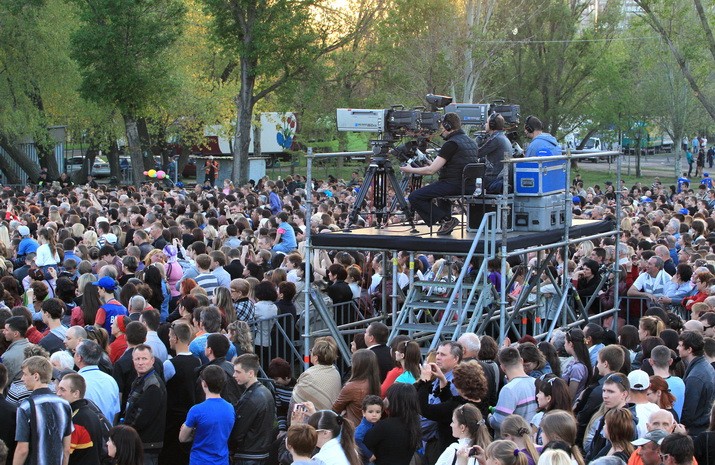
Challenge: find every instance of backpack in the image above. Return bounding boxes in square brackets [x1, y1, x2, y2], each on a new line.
[84, 399, 114, 464]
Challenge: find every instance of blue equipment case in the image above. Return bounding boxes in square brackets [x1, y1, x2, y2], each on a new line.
[514, 159, 567, 196]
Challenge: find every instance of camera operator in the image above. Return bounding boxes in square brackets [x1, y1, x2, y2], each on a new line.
[399, 112, 478, 235]
[523, 115, 561, 157]
[478, 113, 512, 194]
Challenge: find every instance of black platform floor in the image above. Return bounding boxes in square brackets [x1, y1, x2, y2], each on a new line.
[311, 217, 614, 254]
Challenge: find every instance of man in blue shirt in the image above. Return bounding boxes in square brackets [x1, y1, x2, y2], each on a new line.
[524, 115, 562, 158]
[180, 365, 235, 465]
[75, 340, 121, 423]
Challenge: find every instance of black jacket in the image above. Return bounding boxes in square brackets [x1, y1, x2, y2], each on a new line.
[370, 344, 394, 383]
[230, 381, 277, 460]
[682, 355, 715, 435]
[194, 357, 243, 405]
[124, 370, 167, 451]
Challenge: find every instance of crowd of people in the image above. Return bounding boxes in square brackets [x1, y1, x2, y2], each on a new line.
[0, 138, 714, 465]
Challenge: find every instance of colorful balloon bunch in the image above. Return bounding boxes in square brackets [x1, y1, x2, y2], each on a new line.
[143, 169, 167, 179]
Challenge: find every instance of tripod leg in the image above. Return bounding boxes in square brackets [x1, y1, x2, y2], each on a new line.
[344, 165, 377, 231]
[385, 165, 418, 233]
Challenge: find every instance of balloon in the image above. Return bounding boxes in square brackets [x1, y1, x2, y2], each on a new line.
[148, 169, 157, 178]
[143, 171, 148, 176]
[157, 171, 165, 179]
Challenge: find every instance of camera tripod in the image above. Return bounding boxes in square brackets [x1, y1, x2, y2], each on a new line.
[344, 142, 418, 232]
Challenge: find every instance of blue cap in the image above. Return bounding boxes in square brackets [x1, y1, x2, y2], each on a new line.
[705, 173, 710, 177]
[92, 276, 118, 292]
[640, 196, 653, 203]
[572, 196, 581, 204]
[680, 208, 689, 215]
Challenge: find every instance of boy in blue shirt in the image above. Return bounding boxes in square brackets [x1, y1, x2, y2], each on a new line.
[180, 365, 236, 465]
[355, 395, 383, 465]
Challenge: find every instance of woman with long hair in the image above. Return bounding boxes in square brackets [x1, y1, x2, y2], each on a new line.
[531, 375, 573, 445]
[562, 328, 592, 401]
[227, 320, 254, 356]
[107, 425, 143, 465]
[213, 287, 234, 324]
[143, 265, 169, 322]
[75, 283, 101, 327]
[307, 409, 361, 465]
[435, 403, 491, 465]
[35, 227, 60, 272]
[380, 335, 410, 397]
[364, 383, 422, 465]
[393, 340, 422, 384]
[333, 348, 381, 426]
[501, 415, 540, 465]
[537, 341, 562, 378]
[597, 408, 635, 462]
[539, 410, 585, 465]
[646, 375, 678, 420]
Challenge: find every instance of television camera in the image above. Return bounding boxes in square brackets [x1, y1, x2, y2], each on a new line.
[336, 94, 520, 231]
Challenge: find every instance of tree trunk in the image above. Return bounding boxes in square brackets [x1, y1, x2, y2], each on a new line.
[0, 135, 40, 183]
[0, 152, 21, 185]
[70, 146, 98, 185]
[108, 141, 121, 181]
[233, 56, 257, 185]
[36, 142, 60, 181]
[253, 113, 262, 159]
[635, 136, 642, 177]
[124, 114, 145, 189]
[177, 145, 191, 179]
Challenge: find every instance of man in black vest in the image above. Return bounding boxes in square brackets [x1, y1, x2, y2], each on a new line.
[161, 322, 201, 465]
[400, 112, 479, 236]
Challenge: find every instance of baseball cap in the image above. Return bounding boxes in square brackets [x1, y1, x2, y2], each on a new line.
[679, 208, 690, 215]
[17, 225, 30, 237]
[92, 276, 118, 292]
[640, 196, 653, 203]
[96, 216, 109, 224]
[104, 233, 118, 244]
[627, 369, 650, 391]
[631, 429, 668, 446]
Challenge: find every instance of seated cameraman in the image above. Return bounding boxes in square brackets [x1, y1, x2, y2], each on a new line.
[399, 112, 478, 236]
[524, 115, 561, 157]
[478, 112, 512, 194]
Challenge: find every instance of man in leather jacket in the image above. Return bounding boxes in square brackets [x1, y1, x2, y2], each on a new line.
[123, 344, 167, 465]
[230, 354, 276, 465]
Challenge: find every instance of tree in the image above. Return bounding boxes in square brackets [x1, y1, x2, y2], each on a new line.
[70, 0, 186, 187]
[0, 0, 82, 183]
[505, 0, 624, 135]
[201, 0, 376, 184]
[635, 0, 715, 122]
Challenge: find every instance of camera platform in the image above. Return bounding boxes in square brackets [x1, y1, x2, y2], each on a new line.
[317, 216, 613, 255]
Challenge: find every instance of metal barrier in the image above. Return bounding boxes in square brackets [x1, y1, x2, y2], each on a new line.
[247, 313, 304, 376]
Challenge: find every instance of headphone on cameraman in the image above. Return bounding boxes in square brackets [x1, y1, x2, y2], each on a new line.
[525, 115, 535, 134]
[442, 118, 453, 132]
[488, 112, 498, 130]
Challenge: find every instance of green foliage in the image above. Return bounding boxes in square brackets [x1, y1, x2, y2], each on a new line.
[70, 0, 187, 115]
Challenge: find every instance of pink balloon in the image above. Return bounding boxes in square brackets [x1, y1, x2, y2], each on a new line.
[143, 171, 148, 176]
[157, 172, 165, 179]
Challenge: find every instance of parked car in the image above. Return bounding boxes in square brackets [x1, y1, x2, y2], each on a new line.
[65, 156, 111, 177]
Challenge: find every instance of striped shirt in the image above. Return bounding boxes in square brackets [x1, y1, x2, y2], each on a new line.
[195, 273, 219, 297]
[489, 376, 537, 434]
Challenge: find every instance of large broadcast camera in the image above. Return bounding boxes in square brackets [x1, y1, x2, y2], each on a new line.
[336, 94, 520, 231]
[336, 94, 520, 163]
